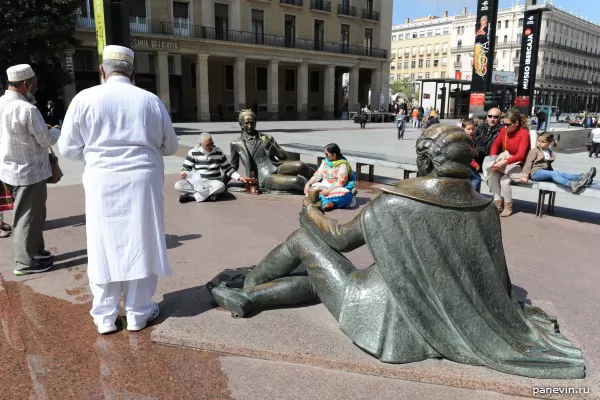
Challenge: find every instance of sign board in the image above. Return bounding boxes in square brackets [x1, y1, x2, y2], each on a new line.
[379, 93, 385, 112]
[423, 93, 431, 99]
[132, 38, 180, 51]
[93, 0, 107, 61]
[470, 92, 485, 107]
[460, 71, 515, 84]
[455, 71, 462, 80]
[65, 53, 75, 81]
[470, 0, 499, 93]
[516, 9, 542, 115]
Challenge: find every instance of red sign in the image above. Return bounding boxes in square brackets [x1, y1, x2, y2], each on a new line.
[423, 93, 430, 99]
[469, 92, 485, 107]
[515, 96, 530, 107]
[455, 71, 462, 80]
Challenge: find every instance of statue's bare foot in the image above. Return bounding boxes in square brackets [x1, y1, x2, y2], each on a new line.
[206, 283, 251, 317]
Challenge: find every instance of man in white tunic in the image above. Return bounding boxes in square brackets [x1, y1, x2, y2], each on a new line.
[58, 46, 179, 334]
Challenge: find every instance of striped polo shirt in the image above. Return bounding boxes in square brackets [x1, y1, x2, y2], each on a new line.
[181, 146, 239, 180]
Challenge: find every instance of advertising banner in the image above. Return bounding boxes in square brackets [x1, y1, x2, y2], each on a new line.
[516, 9, 543, 115]
[469, 0, 499, 113]
[93, 0, 108, 62]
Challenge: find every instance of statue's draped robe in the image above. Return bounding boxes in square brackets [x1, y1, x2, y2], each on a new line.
[336, 178, 584, 379]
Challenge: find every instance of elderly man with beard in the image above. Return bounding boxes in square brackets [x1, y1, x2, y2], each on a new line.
[0, 65, 60, 275]
[59, 46, 179, 334]
[472, 107, 503, 168]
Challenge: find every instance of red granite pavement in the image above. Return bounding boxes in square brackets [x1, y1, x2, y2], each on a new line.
[0, 174, 598, 399]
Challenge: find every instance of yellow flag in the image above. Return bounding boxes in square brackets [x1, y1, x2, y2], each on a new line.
[93, 0, 107, 62]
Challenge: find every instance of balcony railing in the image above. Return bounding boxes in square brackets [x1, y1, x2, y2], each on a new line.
[280, 0, 303, 6]
[76, 15, 95, 29]
[74, 18, 387, 59]
[361, 9, 379, 21]
[201, 26, 387, 58]
[310, 0, 331, 12]
[337, 4, 358, 17]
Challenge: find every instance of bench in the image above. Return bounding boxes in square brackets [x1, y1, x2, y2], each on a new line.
[280, 143, 419, 182]
[523, 181, 600, 217]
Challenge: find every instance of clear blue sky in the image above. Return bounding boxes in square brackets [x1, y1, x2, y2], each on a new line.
[392, 0, 598, 25]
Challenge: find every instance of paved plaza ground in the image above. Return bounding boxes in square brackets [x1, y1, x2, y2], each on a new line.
[1, 120, 599, 399]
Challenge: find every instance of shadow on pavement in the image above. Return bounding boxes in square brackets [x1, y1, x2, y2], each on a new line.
[165, 233, 202, 249]
[513, 198, 600, 225]
[156, 266, 254, 322]
[511, 284, 532, 305]
[44, 214, 86, 231]
[52, 249, 88, 271]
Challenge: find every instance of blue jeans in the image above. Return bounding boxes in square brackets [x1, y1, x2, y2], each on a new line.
[469, 167, 481, 192]
[531, 169, 580, 188]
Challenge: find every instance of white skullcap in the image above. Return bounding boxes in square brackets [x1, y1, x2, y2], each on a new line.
[103, 45, 135, 64]
[6, 64, 35, 82]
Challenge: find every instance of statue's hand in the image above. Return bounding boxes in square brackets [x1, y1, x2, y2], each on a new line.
[299, 203, 323, 228]
[260, 135, 272, 147]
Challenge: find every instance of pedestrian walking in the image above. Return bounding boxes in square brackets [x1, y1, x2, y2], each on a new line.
[58, 46, 179, 334]
[590, 121, 600, 158]
[0, 64, 60, 274]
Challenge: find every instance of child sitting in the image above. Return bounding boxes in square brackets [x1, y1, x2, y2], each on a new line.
[462, 119, 482, 191]
[521, 133, 596, 193]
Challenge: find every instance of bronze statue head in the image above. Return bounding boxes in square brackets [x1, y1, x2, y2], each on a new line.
[238, 109, 257, 134]
[415, 125, 473, 179]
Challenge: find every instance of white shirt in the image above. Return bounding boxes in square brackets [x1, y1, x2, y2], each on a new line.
[0, 91, 60, 186]
[591, 128, 600, 143]
[58, 76, 179, 284]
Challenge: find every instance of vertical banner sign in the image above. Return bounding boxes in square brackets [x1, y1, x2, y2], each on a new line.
[469, 0, 499, 112]
[516, 9, 542, 115]
[93, 0, 108, 62]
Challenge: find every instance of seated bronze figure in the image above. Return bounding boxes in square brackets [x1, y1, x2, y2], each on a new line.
[209, 125, 585, 379]
[229, 110, 311, 192]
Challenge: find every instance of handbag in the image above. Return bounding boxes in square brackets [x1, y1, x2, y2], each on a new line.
[482, 133, 512, 179]
[47, 148, 63, 184]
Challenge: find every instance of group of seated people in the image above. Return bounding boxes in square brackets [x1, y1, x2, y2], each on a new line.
[174, 133, 356, 212]
[461, 111, 596, 217]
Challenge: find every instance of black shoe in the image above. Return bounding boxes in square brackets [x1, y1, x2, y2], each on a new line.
[34, 250, 54, 260]
[179, 193, 195, 204]
[14, 259, 54, 276]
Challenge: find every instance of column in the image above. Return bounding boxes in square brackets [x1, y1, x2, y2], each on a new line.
[381, 62, 390, 108]
[267, 60, 279, 120]
[297, 62, 309, 120]
[201, 1, 214, 28]
[196, 54, 210, 122]
[156, 52, 171, 114]
[234, 57, 246, 112]
[370, 68, 381, 112]
[230, 0, 241, 31]
[349, 66, 360, 112]
[324, 65, 335, 120]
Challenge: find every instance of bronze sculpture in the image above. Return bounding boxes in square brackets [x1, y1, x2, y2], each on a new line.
[208, 125, 585, 379]
[229, 110, 312, 193]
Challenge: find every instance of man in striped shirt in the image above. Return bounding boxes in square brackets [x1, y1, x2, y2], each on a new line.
[175, 132, 249, 203]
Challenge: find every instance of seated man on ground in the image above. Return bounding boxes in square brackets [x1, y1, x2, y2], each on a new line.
[521, 132, 595, 192]
[176, 132, 250, 203]
[209, 124, 585, 379]
[303, 143, 356, 212]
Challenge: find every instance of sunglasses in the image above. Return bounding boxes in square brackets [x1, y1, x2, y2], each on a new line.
[487, 115, 501, 119]
[324, 153, 332, 157]
[504, 122, 516, 127]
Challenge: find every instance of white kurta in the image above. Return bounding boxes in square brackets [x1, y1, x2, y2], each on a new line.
[58, 76, 179, 284]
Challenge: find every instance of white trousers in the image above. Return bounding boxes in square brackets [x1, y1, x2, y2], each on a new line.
[89, 274, 158, 330]
[174, 179, 226, 202]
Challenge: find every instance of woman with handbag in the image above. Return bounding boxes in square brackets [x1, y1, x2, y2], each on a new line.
[487, 111, 531, 217]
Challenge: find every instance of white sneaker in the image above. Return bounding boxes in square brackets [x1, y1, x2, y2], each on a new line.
[127, 303, 160, 332]
[94, 321, 117, 334]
